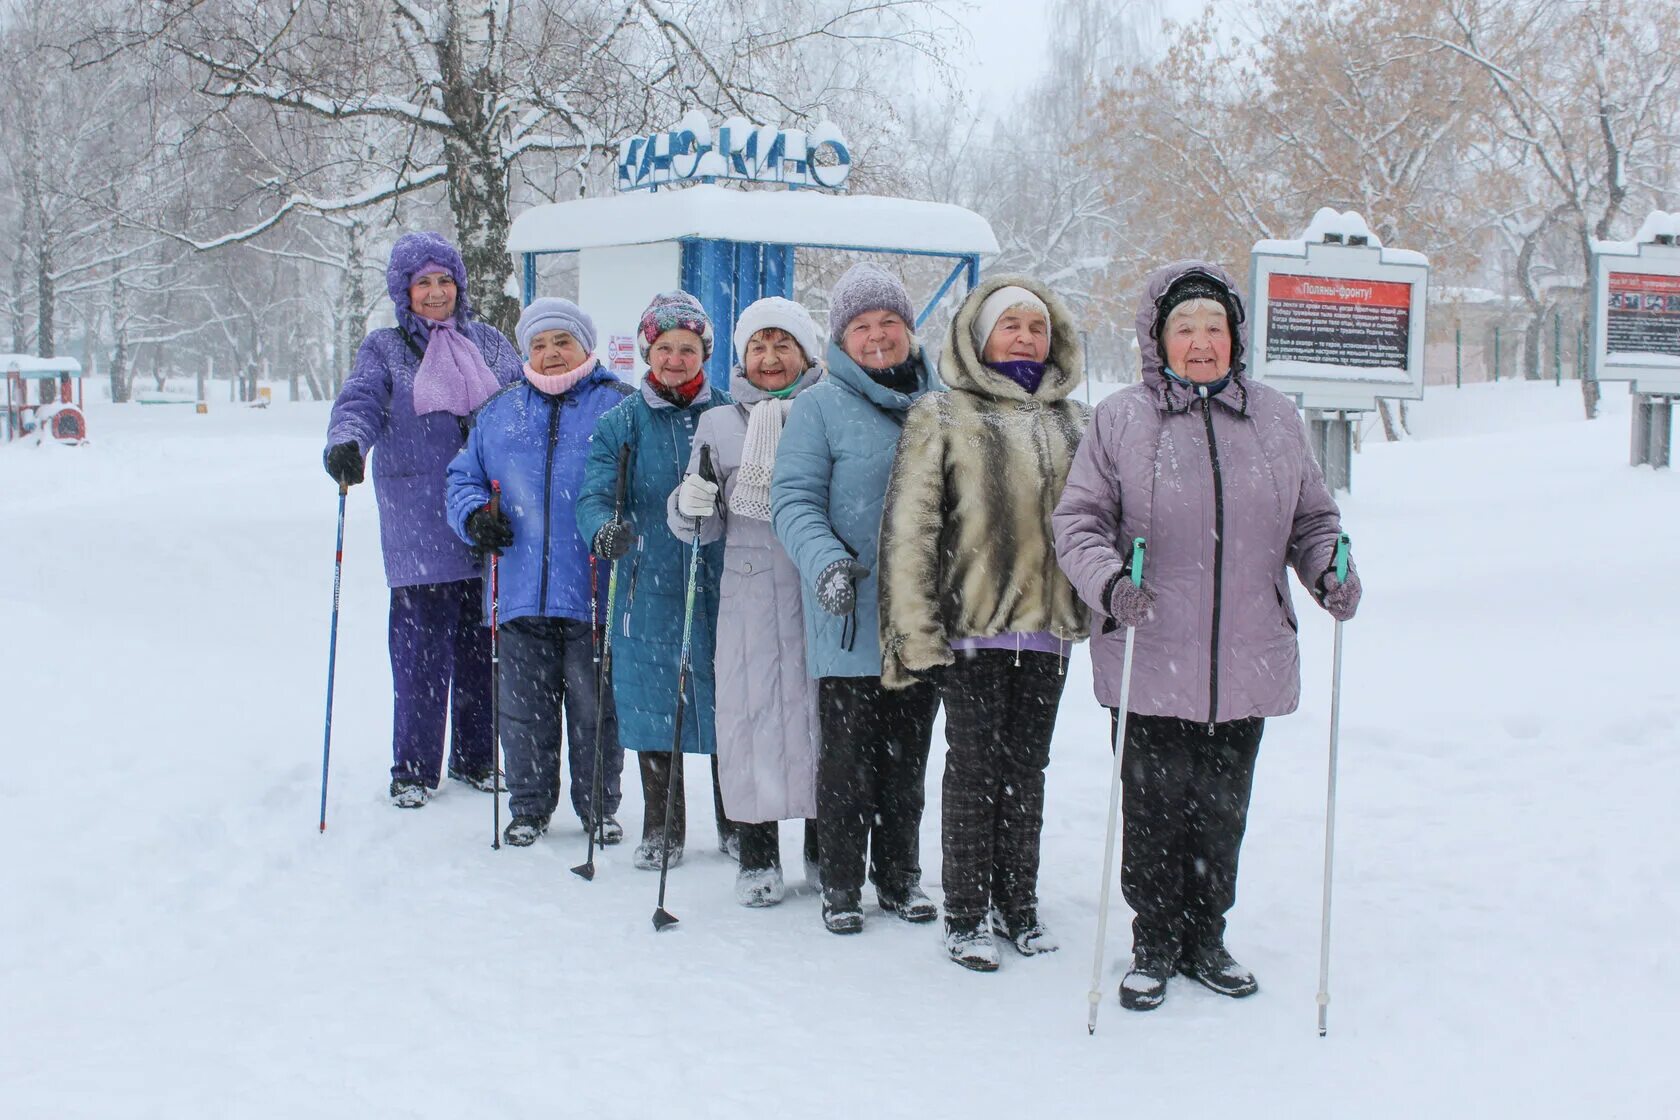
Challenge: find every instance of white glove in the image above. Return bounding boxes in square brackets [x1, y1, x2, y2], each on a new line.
[677, 472, 719, 519]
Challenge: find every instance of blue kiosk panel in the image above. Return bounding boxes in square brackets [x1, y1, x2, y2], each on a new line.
[680, 239, 796, 384]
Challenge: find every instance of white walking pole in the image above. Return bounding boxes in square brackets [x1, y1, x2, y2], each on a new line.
[1088, 538, 1145, 1036]
[1316, 532, 1351, 1037]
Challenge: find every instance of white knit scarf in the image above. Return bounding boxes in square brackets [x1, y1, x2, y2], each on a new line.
[727, 398, 792, 521]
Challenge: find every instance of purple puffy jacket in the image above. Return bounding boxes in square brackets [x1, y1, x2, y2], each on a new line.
[1052, 260, 1346, 722]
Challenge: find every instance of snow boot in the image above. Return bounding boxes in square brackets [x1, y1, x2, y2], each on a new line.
[447, 765, 498, 793]
[991, 909, 1059, 956]
[580, 813, 624, 846]
[389, 778, 429, 808]
[878, 881, 938, 923]
[718, 826, 741, 862]
[503, 815, 549, 847]
[943, 916, 1001, 972]
[633, 839, 684, 871]
[822, 888, 864, 934]
[735, 865, 786, 908]
[1120, 946, 1176, 1011]
[1178, 942, 1259, 998]
[803, 854, 822, 891]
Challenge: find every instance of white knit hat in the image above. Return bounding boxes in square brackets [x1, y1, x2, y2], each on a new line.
[970, 285, 1051, 354]
[733, 297, 823, 369]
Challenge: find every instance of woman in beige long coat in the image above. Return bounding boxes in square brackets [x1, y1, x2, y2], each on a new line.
[670, 298, 824, 906]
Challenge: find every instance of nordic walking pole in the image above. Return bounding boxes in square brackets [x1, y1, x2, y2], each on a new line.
[1087, 538, 1145, 1034]
[318, 482, 349, 833]
[573, 443, 632, 880]
[1317, 532, 1352, 1036]
[490, 481, 503, 851]
[652, 444, 715, 931]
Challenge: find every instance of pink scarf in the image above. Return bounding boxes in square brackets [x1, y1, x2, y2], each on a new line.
[412, 318, 501, 417]
[525, 357, 596, 396]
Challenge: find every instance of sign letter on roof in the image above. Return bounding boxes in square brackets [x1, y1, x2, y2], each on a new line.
[617, 113, 851, 193]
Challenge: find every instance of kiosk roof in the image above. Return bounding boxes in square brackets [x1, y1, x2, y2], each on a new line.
[509, 184, 999, 256]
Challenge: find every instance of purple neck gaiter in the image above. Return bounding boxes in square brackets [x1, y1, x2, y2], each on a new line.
[987, 360, 1047, 395]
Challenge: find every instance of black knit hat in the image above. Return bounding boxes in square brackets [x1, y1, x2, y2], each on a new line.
[1152, 270, 1245, 376]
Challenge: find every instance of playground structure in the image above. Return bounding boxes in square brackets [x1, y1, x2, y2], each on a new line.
[3, 355, 88, 445]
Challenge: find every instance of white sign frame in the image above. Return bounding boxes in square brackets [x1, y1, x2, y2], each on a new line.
[1589, 238, 1680, 395]
[1248, 241, 1430, 411]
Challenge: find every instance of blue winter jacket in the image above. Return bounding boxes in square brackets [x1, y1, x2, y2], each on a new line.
[445, 365, 633, 626]
[771, 341, 941, 678]
[577, 380, 730, 754]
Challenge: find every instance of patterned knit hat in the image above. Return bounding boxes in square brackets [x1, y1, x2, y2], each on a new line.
[637, 290, 713, 361]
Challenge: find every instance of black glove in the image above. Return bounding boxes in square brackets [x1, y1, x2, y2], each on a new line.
[815, 559, 869, 616]
[466, 506, 514, 552]
[324, 441, 363, 487]
[593, 518, 633, 560]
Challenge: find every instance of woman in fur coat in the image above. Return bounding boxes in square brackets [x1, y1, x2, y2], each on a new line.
[878, 275, 1091, 971]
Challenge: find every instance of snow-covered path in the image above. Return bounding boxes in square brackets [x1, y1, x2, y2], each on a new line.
[2, 384, 1673, 1117]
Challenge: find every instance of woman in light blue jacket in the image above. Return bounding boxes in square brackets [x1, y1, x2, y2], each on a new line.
[770, 263, 942, 935]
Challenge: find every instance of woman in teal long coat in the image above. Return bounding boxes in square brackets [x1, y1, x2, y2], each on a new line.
[578, 291, 735, 870]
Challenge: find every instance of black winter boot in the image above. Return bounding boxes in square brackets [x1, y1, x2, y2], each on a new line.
[1120, 945, 1177, 1011]
[503, 815, 549, 847]
[1178, 941, 1258, 998]
[389, 778, 429, 808]
[822, 888, 863, 934]
[878, 881, 937, 923]
[991, 909, 1059, 956]
[448, 765, 499, 793]
[943, 915, 1000, 972]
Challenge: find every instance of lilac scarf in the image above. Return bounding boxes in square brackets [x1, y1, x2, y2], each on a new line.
[412, 319, 500, 417]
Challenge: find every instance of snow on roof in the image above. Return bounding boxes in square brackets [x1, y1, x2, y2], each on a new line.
[509, 184, 999, 256]
[1592, 210, 1680, 256]
[1, 354, 83, 377]
[1253, 207, 1429, 267]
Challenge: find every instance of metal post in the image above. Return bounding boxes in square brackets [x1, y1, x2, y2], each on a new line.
[1455, 326, 1462, 389]
[1632, 394, 1673, 468]
[1493, 327, 1501, 383]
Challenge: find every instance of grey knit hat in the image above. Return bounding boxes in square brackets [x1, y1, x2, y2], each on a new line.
[516, 297, 597, 357]
[827, 263, 915, 344]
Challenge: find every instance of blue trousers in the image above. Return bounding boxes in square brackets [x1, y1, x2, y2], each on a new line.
[389, 579, 493, 787]
[498, 616, 623, 823]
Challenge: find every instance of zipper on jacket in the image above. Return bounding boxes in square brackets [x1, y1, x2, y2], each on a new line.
[1200, 396, 1226, 733]
[537, 394, 561, 614]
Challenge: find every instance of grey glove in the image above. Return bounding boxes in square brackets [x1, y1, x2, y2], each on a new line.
[816, 559, 869, 616]
[1316, 564, 1361, 622]
[1103, 570, 1156, 629]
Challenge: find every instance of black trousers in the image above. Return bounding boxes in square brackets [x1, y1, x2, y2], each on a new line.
[1114, 712, 1263, 958]
[817, 676, 939, 895]
[638, 752, 737, 849]
[498, 616, 621, 822]
[938, 650, 1066, 923]
[738, 819, 821, 873]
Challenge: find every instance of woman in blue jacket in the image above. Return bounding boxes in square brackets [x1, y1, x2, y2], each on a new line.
[577, 291, 736, 871]
[446, 299, 632, 846]
[770, 263, 943, 934]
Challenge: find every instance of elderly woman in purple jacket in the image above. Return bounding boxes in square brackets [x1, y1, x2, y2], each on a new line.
[324, 231, 522, 808]
[1053, 260, 1361, 1011]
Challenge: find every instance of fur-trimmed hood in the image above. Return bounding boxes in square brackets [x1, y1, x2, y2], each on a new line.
[941, 274, 1085, 403]
[1135, 259, 1252, 416]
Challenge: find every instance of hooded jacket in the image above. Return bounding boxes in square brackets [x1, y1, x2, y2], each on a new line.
[325, 233, 521, 588]
[1052, 260, 1345, 721]
[771, 340, 941, 679]
[878, 275, 1091, 690]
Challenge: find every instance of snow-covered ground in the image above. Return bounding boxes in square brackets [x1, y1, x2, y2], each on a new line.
[3, 382, 1674, 1117]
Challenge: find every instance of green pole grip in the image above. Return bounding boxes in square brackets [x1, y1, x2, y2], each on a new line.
[1128, 537, 1146, 587]
[1333, 533, 1351, 583]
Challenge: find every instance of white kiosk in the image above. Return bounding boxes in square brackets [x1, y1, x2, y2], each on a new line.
[1587, 210, 1680, 467]
[507, 115, 998, 386]
[1249, 208, 1430, 491]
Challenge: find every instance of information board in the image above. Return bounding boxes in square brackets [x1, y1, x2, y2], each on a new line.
[1590, 225, 1680, 394]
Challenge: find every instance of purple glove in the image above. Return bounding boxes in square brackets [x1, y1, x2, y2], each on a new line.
[1103, 571, 1156, 629]
[1316, 564, 1361, 622]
